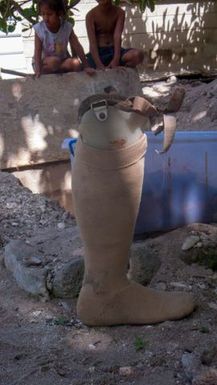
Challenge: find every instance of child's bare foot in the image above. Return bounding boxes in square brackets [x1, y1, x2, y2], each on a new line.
[84, 67, 96, 76]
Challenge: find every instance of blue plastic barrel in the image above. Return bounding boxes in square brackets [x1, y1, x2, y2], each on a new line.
[135, 131, 217, 234]
[62, 131, 217, 234]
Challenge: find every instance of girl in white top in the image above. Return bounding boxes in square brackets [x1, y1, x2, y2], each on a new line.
[33, 0, 94, 77]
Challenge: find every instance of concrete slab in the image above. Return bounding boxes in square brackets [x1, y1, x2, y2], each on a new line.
[0, 68, 142, 169]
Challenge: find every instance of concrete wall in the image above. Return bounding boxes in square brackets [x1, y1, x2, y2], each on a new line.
[0, 68, 141, 169]
[0, 68, 142, 209]
[0, 24, 28, 79]
[123, 0, 217, 77]
[13, 161, 74, 214]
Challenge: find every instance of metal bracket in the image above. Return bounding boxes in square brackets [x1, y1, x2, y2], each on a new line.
[91, 99, 108, 121]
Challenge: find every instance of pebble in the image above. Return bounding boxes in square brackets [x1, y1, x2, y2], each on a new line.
[192, 368, 217, 385]
[201, 346, 217, 365]
[88, 344, 96, 350]
[196, 283, 206, 290]
[170, 282, 192, 290]
[208, 302, 217, 310]
[181, 351, 199, 381]
[194, 242, 203, 248]
[155, 282, 167, 290]
[119, 366, 133, 376]
[23, 255, 42, 267]
[167, 75, 177, 84]
[182, 236, 200, 250]
[88, 366, 95, 373]
[57, 222, 65, 230]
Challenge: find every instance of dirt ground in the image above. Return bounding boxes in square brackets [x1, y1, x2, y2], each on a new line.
[1, 77, 217, 385]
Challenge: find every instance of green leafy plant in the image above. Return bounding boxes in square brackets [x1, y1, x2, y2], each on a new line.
[182, 247, 217, 271]
[0, 0, 79, 33]
[134, 336, 148, 351]
[200, 326, 210, 334]
[53, 316, 70, 326]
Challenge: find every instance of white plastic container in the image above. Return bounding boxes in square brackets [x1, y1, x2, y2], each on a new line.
[62, 131, 217, 234]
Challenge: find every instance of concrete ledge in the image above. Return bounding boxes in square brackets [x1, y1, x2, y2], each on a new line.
[0, 68, 142, 169]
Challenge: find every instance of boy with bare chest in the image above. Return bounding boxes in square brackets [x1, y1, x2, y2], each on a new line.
[86, 0, 144, 69]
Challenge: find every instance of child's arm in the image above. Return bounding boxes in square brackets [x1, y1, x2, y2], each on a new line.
[108, 9, 125, 68]
[86, 12, 105, 70]
[34, 33, 43, 78]
[69, 29, 94, 74]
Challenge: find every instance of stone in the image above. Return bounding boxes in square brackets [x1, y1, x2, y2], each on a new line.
[170, 282, 192, 290]
[119, 366, 133, 376]
[155, 282, 167, 291]
[167, 75, 177, 84]
[200, 346, 217, 365]
[128, 243, 161, 285]
[192, 368, 217, 385]
[4, 239, 49, 298]
[4, 225, 163, 298]
[208, 302, 217, 310]
[4, 227, 84, 298]
[181, 351, 200, 381]
[182, 235, 200, 251]
[51, 256, 84, 298]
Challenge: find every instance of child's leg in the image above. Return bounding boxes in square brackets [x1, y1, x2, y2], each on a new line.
[86, 47, 114, 69]
[41, 57, 81, 74]
[121, 48, 144, 68]
[42, 57, 62, 73]
[60, 57, 82, 72]
[86, 52, 97, 69]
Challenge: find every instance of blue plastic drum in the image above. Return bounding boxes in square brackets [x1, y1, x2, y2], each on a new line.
[62, 131, 217, 234]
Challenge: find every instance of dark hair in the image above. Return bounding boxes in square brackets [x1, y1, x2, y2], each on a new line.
[38, 0, 67, 16]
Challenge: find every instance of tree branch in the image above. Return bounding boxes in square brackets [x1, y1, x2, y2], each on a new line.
[10, 0, 35, 24]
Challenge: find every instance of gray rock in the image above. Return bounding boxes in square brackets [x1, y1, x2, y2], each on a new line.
[208, 100, 217, 121]
[51, 256, 84, 298]
[4, 239, 49, 298]
[128, 243, 161, 285]
[4, 226, 84, 298]
[4, 225, 162, 298]
[170, 281, 192, 290]
[208, 302, 217, 310]
[23, 255, 43, 267]
[182, 235, 200, 251]
[154, 281, 167, 291]
[200, 345, 217, 365]
[181, 351, 200, 381]
[192, 368, 217, 385]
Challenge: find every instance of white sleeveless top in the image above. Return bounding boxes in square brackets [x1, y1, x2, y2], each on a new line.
[33, 20, 73, 59]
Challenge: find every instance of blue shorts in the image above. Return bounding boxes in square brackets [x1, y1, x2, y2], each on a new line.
[86, 46, 131, 68]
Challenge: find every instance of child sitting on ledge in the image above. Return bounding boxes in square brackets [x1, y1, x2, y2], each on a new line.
[33, 0, 94, 77]
[86, 0, 144, 70]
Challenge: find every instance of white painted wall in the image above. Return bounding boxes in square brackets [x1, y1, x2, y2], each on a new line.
[1, 0, 217, 78]
[0, 24, 27, 79]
